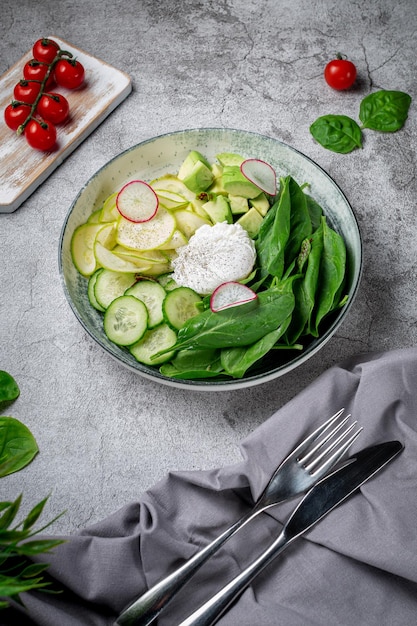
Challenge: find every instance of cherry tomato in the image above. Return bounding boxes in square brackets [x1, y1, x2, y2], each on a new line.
[25, 118, 57, 151]
[54, 58, 85, 89]
[36, 92, 69, 124]
[324, 55, 357, 90]
[4, 102, 32, 131]
[13, 80, 41, 104]
[32, 37, 60, 64]
[23, 60, 55, 89]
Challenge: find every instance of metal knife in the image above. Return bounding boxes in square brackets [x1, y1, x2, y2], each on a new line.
[177, 440, 403, 626]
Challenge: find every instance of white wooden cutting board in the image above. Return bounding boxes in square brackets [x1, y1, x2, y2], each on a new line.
[0, 36, 132, 213]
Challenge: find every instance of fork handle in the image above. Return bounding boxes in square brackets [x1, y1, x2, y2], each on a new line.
[177, 531, 289, 626]
[114, 507, 260, 626]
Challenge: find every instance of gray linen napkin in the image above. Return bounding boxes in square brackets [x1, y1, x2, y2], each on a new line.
[3, 347, 417, 625]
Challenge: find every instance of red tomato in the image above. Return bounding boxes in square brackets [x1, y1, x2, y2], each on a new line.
[25, 118, 57, 151]
[36, 92, 69, 124]
[4, 103, 32, 131]
[324, 56, 357, 90]
[13, 80, 42, 104]
[32, 38, 60, 64]
[54, 58, 85, 89]
[23, 60, 55, 89]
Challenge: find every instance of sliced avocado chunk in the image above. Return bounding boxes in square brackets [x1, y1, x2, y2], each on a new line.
[179, 160, 214, 193]
[249, 192, 270, 216]
[211, 163, 223, 178]
[178, 151, 214, 193]
[236, 207, 264, 238]
[202, 195, 232, 224]
[229, 194, 249, 214]
[222, 165, 261, 199]
[216, 152, 245, 166]
[178, 150, 211, 177]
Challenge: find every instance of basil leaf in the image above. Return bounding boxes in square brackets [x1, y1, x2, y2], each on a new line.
[359, 90, 412, 132]
[0, 371, 20, 404]
[0, 417, 39, 477]
[310, 114, 362, 153]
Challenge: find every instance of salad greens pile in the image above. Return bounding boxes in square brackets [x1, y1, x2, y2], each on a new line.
[0, 371, 64, 610]
[159, 174, 347, 379]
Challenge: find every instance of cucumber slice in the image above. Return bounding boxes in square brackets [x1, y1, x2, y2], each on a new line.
[158, 273, 180, 291]
[103, 295, 148, 346]
[162, 286, 202, 330]
[88, 269, 106, 312]
[116, 208, 176, 251]
[94, 241, 151, 273]
[100, 192, 118, 222]
[87, 208, 102, 224]
[70, 223, 102, 276]
[94, 270, 137, 309]
[125, 280, 166, 328]
[130, 323, 177, 365]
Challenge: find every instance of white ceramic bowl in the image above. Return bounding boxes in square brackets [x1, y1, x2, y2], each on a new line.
[59, 128, 362, 390]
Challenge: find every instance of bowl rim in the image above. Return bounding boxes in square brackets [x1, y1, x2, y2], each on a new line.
[59, 127, 363, 390]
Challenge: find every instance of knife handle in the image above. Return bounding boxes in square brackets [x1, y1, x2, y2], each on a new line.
[177, 532, 289, 626]
[115, 507, 260, 626]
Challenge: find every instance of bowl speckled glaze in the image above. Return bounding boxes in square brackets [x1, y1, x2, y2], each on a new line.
[59, 128, 362, 390]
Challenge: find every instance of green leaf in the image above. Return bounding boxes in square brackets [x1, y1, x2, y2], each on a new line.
[220, 322, 291, 378]
[20, 562, 50, 578]
[162, 284, 295, 353]
[310, 216, 347, 336]
[0, 495, 22, 531]
[0, 573, 50, 596]
[22, 496, 49, 531]
[359, 90, 412, 132]
[11, 539, 64, 556]
[0, 372, 20, 404]
[0, 417, 39, 478]
[310, 114, 362, 153]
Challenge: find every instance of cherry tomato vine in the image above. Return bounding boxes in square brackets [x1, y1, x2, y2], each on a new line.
[4, 38, 85, 152]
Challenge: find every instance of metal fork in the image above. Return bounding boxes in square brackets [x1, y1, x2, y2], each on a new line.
[115, 409, 362, 626]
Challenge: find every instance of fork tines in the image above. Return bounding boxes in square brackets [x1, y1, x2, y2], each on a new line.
[297, 409, 363, 475]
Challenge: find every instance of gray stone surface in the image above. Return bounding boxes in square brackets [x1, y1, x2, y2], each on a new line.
[1, 0, 416, 533]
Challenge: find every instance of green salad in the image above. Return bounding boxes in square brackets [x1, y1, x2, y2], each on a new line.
[71, 150, 348, 379]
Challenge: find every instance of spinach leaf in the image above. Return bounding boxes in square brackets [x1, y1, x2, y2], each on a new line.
[160, 348, 224, 379]
[220, 320, 291, 378]
[284, 177, 312, 269]
[310, 114, 363, 153]
[159, 282, 295, 353]
[286, 220, 324, 344]
[305, 194, 323, 232]
[310, 217, 346, 336]
[0, 371, 20, 405]
[0, 417, 39, 478]
[359, 90, 412, 132]
[256, 176, 291, 279]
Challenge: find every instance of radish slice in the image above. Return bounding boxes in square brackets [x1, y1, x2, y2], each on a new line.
[116, 180, 159, 223]
[210, 281, 258, 312]
[240, 159, 277, 196]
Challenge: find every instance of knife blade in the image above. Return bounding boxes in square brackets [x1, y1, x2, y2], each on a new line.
[178, 440, 403, 626]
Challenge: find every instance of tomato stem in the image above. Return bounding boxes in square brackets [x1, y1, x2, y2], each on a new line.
[16, 47, 74, 134]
